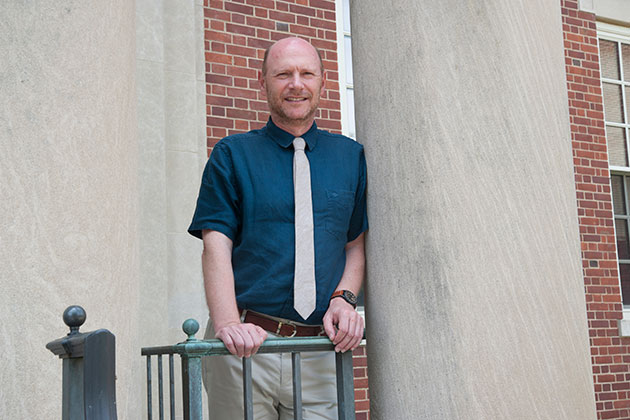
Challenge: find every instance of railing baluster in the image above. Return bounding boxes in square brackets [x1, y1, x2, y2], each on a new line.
[169, 354, 175, 420]
[243, 357, 254, 420]
[336, 351, 356, 420]
[158, 355, 164, 420]
[146, 356, 153, 420]
[181, 355, 204, 420]
[292, 352, 303, 420]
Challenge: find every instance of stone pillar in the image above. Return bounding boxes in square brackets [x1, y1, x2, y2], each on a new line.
[0, 1, 139, 418]
[136, 0, 208, 346]
[351, 1, 598, 419]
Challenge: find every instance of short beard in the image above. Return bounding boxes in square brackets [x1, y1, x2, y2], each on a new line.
[266, 86, 320, 127]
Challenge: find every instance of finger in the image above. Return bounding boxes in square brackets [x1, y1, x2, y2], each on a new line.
[246, 328, 263, 356]
[335, 320, 355, 352]
[230, 330, 247, 357]
[239, 330, 255, 358]
[333, 314, 350, 345]
[348, 328, 362, 351]
[338, 315, 361, 352]
[217, 330, 239, 356]
[255, 325, 268, 341]
[350, 319, 364, 350]
[323, 313, 336, 341]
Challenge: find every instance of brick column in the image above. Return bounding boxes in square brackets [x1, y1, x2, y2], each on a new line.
[562, 1, 630, 419]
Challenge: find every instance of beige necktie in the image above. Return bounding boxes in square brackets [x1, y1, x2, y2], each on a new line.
[293, 137, 316, 319]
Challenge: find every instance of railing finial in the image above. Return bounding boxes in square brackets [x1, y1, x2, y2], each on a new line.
[182, 319, 200, 341]
[63, 305, 86, 336]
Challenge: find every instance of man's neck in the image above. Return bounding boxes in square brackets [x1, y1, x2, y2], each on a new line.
[271, 117, 315, 137]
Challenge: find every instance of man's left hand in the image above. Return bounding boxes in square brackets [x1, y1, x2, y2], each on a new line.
[323, 298, 364, 353]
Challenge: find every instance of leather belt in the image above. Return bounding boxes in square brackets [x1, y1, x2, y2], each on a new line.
[243, 310, 326, 338]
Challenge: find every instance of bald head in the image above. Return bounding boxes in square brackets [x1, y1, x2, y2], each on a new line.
[258, 36, 326, 136]
[262, 37, 324, 76]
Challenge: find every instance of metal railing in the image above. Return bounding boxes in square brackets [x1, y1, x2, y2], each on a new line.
[141, 319, 356, 420]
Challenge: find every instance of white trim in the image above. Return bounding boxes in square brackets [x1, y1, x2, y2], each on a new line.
[600, 27, 630, 168]
[610, 165, 630, 173]
[602, 77, 630, 86]
[607, 121, 630, 129]
[579, 0, 595, 13]
[334, 0, 356, 139]
[619, 316, 630, 336]
[611, 174, 626, 327]
[598, 25, 630, 333]
[335, 0, 350, 137]
[598, 22, 630, 42]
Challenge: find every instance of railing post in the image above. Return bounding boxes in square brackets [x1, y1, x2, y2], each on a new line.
[46, 305, 117, 420]
[336, 350, 356, 420]
[180, 319, 204, 420]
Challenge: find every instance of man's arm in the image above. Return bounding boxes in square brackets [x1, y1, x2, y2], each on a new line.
[322, 232, 366, 353]
[202, 229, 267, 357]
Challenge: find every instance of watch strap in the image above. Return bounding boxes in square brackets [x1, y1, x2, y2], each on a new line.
[330, 289, 357, 308]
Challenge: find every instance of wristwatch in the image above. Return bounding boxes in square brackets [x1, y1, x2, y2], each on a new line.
[330, 290, 358, 308]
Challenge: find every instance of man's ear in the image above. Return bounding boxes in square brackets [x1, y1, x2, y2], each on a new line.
[320, 70, 326, 95]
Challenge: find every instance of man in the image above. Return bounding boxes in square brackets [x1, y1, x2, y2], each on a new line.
[188, 37, 368, 419]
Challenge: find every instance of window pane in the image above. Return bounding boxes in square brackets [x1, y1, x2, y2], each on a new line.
[342, 0, 351, 33]
[623, 44, 630, 81]
[603, 83, 624, 123]
[617, 219, 630, 260]
[347, 87, 356, 138]
[613, 175, 626, 215]
[620, 264, 630, 305]
[344, 35, 353, 85]
[600, 39, 620, 80]
[608, 126, 628, 167]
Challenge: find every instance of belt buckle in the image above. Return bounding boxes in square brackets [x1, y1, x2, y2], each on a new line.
[276, 321, 298, 337]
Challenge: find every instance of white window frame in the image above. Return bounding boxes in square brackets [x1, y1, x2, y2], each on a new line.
[335, 0, 356, 139]
[598, 23, 630, 333]
[599, 23, 630, 172]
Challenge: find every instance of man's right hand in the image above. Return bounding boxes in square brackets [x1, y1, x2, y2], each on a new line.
[214, 322, 268, 358]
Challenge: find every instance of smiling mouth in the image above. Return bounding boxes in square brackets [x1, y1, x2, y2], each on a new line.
[285, 97, 307, 102]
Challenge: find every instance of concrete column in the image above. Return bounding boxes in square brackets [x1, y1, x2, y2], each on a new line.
[136, 0, 207, 415]
[351, 1, 598, 419]
[136, 0, 207, 347]
[0, 1, 139, 418]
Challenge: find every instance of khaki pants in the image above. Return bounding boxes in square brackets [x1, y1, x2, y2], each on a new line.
[202, 318, 338, 420]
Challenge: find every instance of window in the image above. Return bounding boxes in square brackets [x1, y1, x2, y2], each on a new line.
[335, 0, 356, 139]
[600, 24, 630, 307]
[613, 175, 630, 303]
[601, 36, 630, 169]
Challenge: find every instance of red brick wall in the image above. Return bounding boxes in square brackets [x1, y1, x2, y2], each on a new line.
[204, 0, 343, 152]
[562, 1, 630, 418]
[352, 346, 370, 420]
[203, 1, 370, 417]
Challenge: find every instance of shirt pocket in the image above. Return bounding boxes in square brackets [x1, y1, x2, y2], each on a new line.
[324, 189, 355, 241]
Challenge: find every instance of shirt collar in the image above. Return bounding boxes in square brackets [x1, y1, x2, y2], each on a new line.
[265, 118, 318, 150]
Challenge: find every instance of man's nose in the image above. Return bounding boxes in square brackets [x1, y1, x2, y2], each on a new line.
[288, 73, 305, 88]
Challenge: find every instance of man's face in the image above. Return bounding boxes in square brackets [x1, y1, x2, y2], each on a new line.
[260, 39, 325, 129]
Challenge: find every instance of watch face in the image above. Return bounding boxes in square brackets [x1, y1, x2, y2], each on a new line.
[344, 290, 357, 304]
